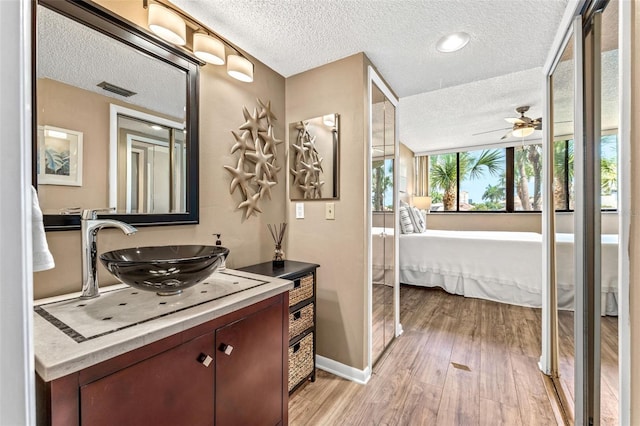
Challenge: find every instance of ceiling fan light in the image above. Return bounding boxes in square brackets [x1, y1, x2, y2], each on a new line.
[227, 55, 254, 83]
[436, 32, 470, 53]
[148, 3, 186, 46]
[512, 126, 535, 138]
[193, 33, 226, 65]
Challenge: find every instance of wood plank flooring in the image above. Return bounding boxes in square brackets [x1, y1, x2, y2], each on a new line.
[556, 311, 619, 425]
[289, 286, 559, 425]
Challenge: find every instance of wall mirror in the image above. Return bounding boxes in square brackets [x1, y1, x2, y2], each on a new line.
[289, 114, 340, 200]
[34, 0, 200, 230]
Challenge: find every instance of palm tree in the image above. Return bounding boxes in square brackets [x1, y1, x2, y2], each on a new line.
[482, 184, 504, 204]
[514, 144, 542, 210]
[430, 150, 503, 211]
[372, 160, 392, 211]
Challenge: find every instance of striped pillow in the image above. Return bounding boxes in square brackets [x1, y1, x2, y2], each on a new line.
[410, 206, 426, 233]
[399, 205, 414, 234]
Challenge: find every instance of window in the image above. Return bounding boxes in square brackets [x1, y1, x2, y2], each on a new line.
[600, 134, 617, 209]
[459, 149, 505, 211]
[514, 144, 542, 211]
[553, 135, 617, 211]
[423, 138, 617, 213]
[429, 149, 504, 211]
[372, 158, 394, 211]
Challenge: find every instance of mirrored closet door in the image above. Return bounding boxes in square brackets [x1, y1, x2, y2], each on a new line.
[369, 67, 399, 365]
[547, 1, 620, 424]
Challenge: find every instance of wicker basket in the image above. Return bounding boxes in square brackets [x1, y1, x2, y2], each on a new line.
[289, 274, 314, 306]
[289, 303, 314, 341]
[288, 333, 314, 391]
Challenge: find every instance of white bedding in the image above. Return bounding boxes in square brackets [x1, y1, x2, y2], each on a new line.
[398, 230, 619, 315]
[372, 227, 394, 285]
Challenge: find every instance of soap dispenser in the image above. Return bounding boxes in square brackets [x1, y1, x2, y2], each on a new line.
[214, 233, 226, 271]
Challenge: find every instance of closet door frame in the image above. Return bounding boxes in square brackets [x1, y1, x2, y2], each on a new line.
[543, 0, 632, 423]
[366, 65, 401, 372]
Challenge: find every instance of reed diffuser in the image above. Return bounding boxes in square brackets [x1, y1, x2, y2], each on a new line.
[268, 223, 287, 268]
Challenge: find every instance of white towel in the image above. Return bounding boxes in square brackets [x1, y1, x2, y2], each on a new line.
[32, 186, 55, 272]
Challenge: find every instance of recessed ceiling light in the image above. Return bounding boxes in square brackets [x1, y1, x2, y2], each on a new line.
[150, 125, 163, 131]
[436, 32, 470, 53]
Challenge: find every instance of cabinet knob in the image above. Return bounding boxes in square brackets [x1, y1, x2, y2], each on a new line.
[219, 343, 234, 355]
[197, 353, 213, 367]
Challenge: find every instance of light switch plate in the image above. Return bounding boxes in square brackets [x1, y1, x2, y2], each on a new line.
[325, 202, 335, 220]
[296, 203, 304, 219]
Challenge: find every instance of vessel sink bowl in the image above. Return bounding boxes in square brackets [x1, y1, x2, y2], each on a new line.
[100, 245, 229, 296]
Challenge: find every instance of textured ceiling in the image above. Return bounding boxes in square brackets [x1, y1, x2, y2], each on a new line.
[173, 0, 570, 152]
[38, 6, 186, 120]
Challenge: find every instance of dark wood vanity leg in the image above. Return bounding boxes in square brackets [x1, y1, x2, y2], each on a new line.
[37, 373, 79, 426]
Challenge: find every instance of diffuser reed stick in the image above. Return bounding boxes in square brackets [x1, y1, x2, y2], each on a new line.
[268, 223, 287, 267]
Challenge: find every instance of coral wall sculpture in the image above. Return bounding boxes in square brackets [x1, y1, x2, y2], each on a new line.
[290, 121, 325, 199]
[225, 99, 282, 218]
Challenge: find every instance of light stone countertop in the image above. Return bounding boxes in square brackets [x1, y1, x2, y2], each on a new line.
[34, 269, 293, 382]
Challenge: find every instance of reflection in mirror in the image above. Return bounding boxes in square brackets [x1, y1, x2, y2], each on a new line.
[110, 105, 186, 213]
[37, 125, 83, 188]
[371, 80, 396, 364]
[289, 114, 339, 200]
[35, 0, 199, 229]
[552, 26, 576, 416]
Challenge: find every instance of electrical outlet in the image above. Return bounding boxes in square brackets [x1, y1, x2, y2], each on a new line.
[325, 202, 335, 220]
[296, 203, 304, 219]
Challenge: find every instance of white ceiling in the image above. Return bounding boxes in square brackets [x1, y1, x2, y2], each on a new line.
[38, 6, 186, 120]
[173, 0, 570, 152]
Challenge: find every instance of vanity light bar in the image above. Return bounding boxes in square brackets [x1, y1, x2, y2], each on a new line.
[143, 0, 254, 83]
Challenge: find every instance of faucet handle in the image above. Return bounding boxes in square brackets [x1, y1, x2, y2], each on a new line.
[81, 208, 116, 220]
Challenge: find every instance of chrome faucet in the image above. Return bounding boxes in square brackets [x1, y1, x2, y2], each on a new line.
[81, 209, 137, 299]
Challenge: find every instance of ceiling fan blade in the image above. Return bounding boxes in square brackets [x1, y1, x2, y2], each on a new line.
[472, 127, 512, 136]
[535, 123, 542, 130]
[500, 130, 513, 140]
[505, 117, 525, 124]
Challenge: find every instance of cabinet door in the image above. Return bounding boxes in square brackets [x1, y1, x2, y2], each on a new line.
[80, 333, 215, 426]
[215, 301, 284, 425]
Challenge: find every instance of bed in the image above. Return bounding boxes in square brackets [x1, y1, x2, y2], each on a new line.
[372, 227, 395, 285]
[396, 229, 619, 316]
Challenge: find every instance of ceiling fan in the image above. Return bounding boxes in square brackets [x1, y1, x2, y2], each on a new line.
[473, 106, 542, 140]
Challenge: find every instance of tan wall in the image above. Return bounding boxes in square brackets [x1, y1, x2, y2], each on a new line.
[630, 1, 639, 423]
[426, 212, 541, 233]
[285, 53, 368, 370]
[398, 142, 414, 205]
[33, 3, 287, 299]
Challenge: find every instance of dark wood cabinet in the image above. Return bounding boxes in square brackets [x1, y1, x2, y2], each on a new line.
[80, 333, 215, 426]
[37, 293, 289, 426]
[238, 260, 318, 394]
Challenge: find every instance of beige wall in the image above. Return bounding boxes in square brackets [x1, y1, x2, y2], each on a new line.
[286, 53, 369, 370]
[398, 142, 414, 205]
[426, 212, 541, 233]
[33, 3, 287, 299]
[630, 1, 639, 423]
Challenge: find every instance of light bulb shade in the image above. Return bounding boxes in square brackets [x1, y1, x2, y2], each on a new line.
[148, 3, 186, 46]
[193, 33, 225, 65]
[413, 196, 432, 211]
[512, 126, 535, 138]
[227, 55, 254, 82]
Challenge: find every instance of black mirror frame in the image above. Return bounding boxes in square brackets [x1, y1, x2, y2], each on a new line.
[34, 0, 202, 231]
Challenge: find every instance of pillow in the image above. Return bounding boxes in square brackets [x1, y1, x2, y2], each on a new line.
[398, 205, 414, 234]
[410, 206, 427, 233]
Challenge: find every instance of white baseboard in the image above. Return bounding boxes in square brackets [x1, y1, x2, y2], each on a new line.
[315, 355, 371, 385]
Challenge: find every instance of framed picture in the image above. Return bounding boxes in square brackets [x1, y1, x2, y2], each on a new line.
[37, 125, 83, 186]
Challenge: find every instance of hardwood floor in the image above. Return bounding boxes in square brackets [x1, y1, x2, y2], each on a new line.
[556, 311, 619, 425]
[289, 286, 559, 425]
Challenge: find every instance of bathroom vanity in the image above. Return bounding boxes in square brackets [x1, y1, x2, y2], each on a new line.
[34, 270, 293, 426]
